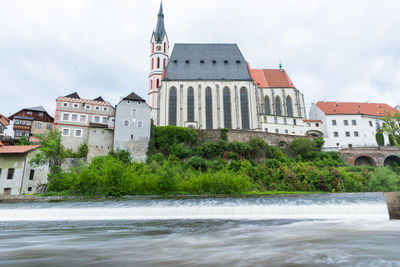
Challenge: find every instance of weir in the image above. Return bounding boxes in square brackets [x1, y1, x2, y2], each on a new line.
[385, 192, 400, 219]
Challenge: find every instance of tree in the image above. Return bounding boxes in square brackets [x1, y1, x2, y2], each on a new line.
[29, 129, 68, 191]
[382, 110, 400, 148]
[375, 132, 384, 146]
[16, 136, 32, 145]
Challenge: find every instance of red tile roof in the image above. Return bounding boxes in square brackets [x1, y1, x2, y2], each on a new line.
[0, 114, 10, 126]
[0, 145, 40, 154]
[316, 101, 397, 116]
[250, 69, 295, 88]
[304, 119, 322, 123]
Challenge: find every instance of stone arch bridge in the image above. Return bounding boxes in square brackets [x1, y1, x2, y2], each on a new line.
[339, 147, 400, 167]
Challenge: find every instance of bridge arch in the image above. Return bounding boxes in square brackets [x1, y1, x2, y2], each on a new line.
[278, 141, 288, 149]
[354, 156, 376, 167]
[384, 155, 400, 167]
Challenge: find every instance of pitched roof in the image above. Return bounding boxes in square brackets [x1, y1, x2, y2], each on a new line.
[93, 96, 105, 102]
[154, 2, 166, 42]
[123, 92, 146, 102]
[9, 106, 52, 120]
[250, 69, 295, 88]
[25, 106, 47, 113]
[0, 114, 10, 126]
[315, 101, 398, 116]
[0, 145, 40, 154]
[65, 92, 81, 99]
[164, 44, 252, 81]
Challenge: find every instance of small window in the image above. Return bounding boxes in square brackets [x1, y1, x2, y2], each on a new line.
[236, 60, 241, 64]
[124, 120, 129, 126]
[132, 109, 137, 118]
[46, 124, 52, 130]
[35, 123, 42, 129]
[285, 129, 288, 134]
[352, 120, 357, 126]
[369, 121, 373, 127]
[212, 60, 216, 64]
[307, 123, 311, 127]
[316, 123, 320, 127]
[39, 112, 44, 116]
[95, 106, 100, 111]
[102, 117, 108, 124]
[63, 113, 70, 121]
[75, 129, 82, 137]
[354, 131, 359, 137]
[274, 117, 278, 124]
[293, 119, 297, 125]
[275, 129, 279, 133]
[173, 60, 177, 63]
[72, 114, 78, 121]
[27, 111, 33, 115]
[28, 187, 32, 192]
[80, 115, 87, 122]
[62, 128, 70, 136]
[264, 128, 268, 132]
[93, 130, 97, 134]
[103, 107, 108, 111]
[138, 121, 143, 128]
[200, 60, 204, 64]
[224, 60, 228, 64]
[332, 120, 337, 126]
[284, 118, 287, 125]
[73, 104, 79, 108]
[3, 188, 11, 195]
[185, 60, 190, 64]
[344, 120, 349, 126]
[101, 131, 104, 135]
[63, 103, 68, 107]
[7, 168, 14, 180]
[334, 132, 339, 137]
[94, 116, 100, 123]
[86, 105, 91, 110]
[29, 169, 35, 180]
[131, 134, 133, 140]
[14, 119, 20, 125]
[26, 121, 31, 126]
[345, 131, 350, 137]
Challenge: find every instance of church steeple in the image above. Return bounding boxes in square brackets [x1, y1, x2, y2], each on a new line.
[154, 2, 166, 42]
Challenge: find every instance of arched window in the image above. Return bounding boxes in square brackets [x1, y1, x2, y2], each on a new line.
[157, 57, 160, 69]
[240, 87, 250, 129]
[275, 96, 282, 116]
[264, 95, 271, 115]
[152, 43, 154, 53]
[156, 79, 160, 88]
[151, 58, 154, 70]
[187, 87, 194, 122]
[223, 87, 232, 129]
[164, 42, 166, 53]
[163, 58, 166, 68]
[150, 80, 153, 89]
[205, 87, 213, 129]
[286, 96, 293, 117]
[168, 87, 177, 126]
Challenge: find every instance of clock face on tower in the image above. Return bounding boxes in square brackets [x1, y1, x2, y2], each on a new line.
[156, 45, 162, 51]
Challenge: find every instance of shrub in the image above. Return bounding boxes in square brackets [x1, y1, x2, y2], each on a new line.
[220, 128, 228, 141]
[375, 132, 384, 146]
[389, 134, 397, 146]
[187, 156, 206, 170]
[368, 167, 399, 192]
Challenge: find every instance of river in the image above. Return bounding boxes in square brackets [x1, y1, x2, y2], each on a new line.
[0, 193, 399, 266]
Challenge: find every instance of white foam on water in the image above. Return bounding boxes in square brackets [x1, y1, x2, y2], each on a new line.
[0, 203, 389, 221]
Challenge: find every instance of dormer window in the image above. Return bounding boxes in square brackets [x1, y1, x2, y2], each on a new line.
[212, 60, 216, 64]
[185, 60, 190, 64]
[224, 60, 228, 64]
[236, 60, 241, 64]
[200, 60, 204, 64]
[173, 60, 177, 63]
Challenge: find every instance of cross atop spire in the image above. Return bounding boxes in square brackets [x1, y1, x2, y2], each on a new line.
[154, 1, 166, 42]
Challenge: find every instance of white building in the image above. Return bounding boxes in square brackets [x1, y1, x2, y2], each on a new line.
[149, 4, 321, 136]
[309, 101, 398, 150]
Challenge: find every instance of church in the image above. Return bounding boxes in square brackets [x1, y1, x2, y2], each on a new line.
[149, 3, 317, 136]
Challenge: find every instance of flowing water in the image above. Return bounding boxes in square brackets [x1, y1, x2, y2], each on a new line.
[0, 193, 399, 266]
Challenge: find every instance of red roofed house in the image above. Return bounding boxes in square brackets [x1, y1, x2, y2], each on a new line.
[0, 144, 48, 195]
[309, 101, 398, 149]
[0, 113, 10, 140]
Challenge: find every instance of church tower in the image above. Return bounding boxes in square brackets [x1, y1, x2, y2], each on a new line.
[149, 2, 169, 121]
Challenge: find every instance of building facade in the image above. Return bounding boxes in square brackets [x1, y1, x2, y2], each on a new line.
[8, 106, 53, 142]
[0, 114, 10, 141]
[309, 101, 398, 150]
[54, 92, 115, 157]
[114, 92, 151, 162]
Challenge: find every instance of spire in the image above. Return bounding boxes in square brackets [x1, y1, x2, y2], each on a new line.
[154, 1, 166, 42]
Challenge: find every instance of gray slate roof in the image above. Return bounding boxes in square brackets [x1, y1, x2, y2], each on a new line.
[164, 44, 252, 81]
[123, 92, 145, 102]
[154, 2, 166, 42]
[25, 106, 47, 113]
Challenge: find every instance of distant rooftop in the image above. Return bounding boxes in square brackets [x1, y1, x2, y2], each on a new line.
[250, 69, 295, 88]
[123, 92, 145, 102]
[316, 101, 397, 116]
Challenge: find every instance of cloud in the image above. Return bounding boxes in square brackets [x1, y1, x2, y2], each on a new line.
[0, 0, 399, 117]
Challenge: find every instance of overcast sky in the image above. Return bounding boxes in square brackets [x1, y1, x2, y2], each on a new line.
[1, 0, 400, 117]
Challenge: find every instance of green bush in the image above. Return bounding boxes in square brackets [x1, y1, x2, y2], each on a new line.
[220, 128, 228, 141]
[375, 132, 384, 146]
[368, 167, 399, 192]
[389, 134, 396, 146]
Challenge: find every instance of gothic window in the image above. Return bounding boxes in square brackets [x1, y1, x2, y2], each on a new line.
[187, 87, 194, 122]
[223, 87, 232, 129]
[156, 79, 160, 88]
[240, 87, 250, 129]
[264, 95, 271, 115]
[169, 87, 177, 125]
[151, 58, 154, 70]
[152, 43, 154, 53]
[286, 96, 293, 117]
[157, 57, 160, 69]
[150, 80, 153, 89]
[205, 87, 213, 129]
[164, 42, 166, 53]
[163, 58, 166, 68]
[275, 96, 282, 116]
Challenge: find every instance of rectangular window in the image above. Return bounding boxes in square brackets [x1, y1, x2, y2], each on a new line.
[285, 129, 288, 134]
[103, 107, 108, 111]
[275, 129, 279, 133]
[344, 120, 349, 126]
[7, 168, 14, 180]
[27, 111, 33, 115]
[264, 128, 268, 132]
[29, 169, 35, 180]
[80, 115, 87, 122]
[63, 102, 68, 107]
[284, 118, 287, 125]
[35, 123, 42, 129]
[94, 116, 100, 123]
[307, 123, 311, 127]
[334, 132, 339, 137]
[332, 120, 337, 126]
[352, 120, 357, 126]
[345, 131, 350, 137]
[124, 120, 129, 126]
[28, 187, 32, 192]
[14, 119, 20, 125]
[101, 131, 104, 135]
[39, 112, 43, 116]
[63, 113, 70, 121]
[93, 130, 97, 134]
[293, 119, 297, 125]
[132, 109, 137, 118]
[131, 134, 133, 140]
[75, 129, 82, 137]
[26, 121, 31, 126]
[138, 121, 143, 128]
[274, 117, 278, 124]
[102, 117, 108, 124]
[316, 123, 319, 127]
[73, 103, 79, 108]
[95, 106, 100, 111]
[46, 124, 52, 130]
[376, 120, 381, 130]
[0, 168, 2, 177]
[369, 121, 373, 127]
[72, 114, 78, 121]
[3, 188, 11, 195]
[354, 131, 359, 137]
[85, 105, 91, 110]
[62, 128, 70, 136]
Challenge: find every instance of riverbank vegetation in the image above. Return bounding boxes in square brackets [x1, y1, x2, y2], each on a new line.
[34, 126, 400, 197]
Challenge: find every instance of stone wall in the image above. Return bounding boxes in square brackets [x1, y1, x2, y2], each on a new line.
[339, 146, 400, 167]
[197, 129, 301, 147]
